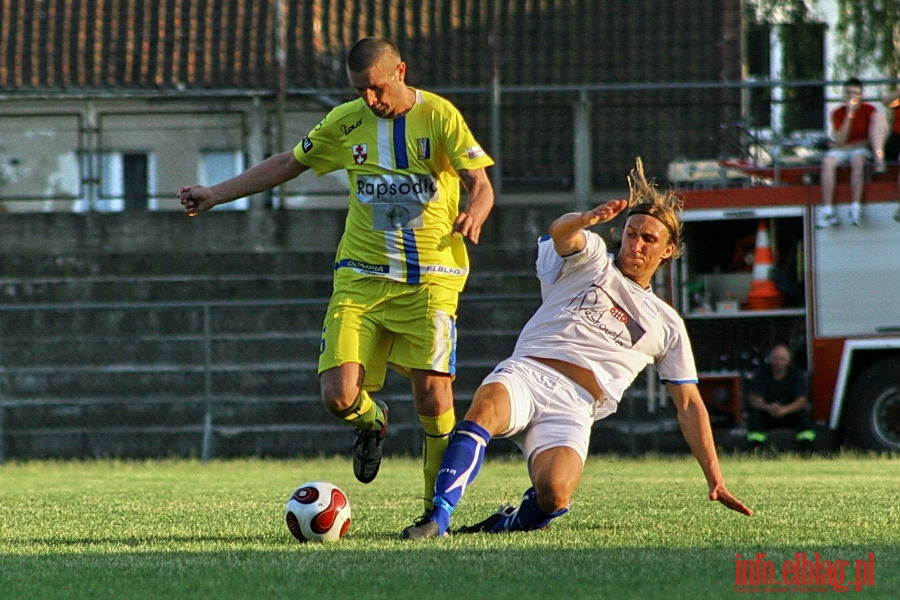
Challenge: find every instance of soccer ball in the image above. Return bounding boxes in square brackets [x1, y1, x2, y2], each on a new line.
[284, 481, 352, 542]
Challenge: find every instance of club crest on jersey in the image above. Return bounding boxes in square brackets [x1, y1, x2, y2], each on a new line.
[564, 286, 646, 348]
[353, 144, 368, 164]
[610, 307, 628, 323]
[417, 138, 431, 159]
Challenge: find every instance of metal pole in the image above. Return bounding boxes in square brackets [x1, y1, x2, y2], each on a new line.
[246, 98, 272, 245]
[200, 304, 214, 462]
[0, 405, 5, 464]
[0, 328, 5, 463]
[489, 32, 503, 198]
[273, 0, 288, 209]
[573, 90, 593, 210]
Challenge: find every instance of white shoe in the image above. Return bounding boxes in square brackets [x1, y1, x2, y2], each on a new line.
[849, 203, 862, 227]
[815, 208, 839, 229]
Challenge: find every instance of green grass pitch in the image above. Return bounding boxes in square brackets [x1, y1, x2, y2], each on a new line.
[1, 453, 897, 599]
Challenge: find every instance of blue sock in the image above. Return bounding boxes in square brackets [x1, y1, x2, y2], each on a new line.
[429, 420, 491, 534]
[489, 487, 569, 532]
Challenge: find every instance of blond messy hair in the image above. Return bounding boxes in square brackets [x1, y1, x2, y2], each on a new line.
[624, 157, 684, 261]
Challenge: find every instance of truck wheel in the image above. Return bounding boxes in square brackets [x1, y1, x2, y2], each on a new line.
[845, 358, 900, 451]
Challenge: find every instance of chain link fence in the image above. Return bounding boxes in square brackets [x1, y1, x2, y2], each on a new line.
[0, 245, 557, 461]
[3, 73, 897, 460]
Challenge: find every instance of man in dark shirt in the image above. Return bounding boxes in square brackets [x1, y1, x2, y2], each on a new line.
[745, 344, 816, 448]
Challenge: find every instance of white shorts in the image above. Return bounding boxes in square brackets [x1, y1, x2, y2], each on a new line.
[823, 147, 870, 164]
[480, 356, 597, 465]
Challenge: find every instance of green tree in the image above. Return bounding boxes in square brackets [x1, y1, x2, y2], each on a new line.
[834, 0, 900, 79]
[746, 1, 825, 132]
[749, 0, 900, 79]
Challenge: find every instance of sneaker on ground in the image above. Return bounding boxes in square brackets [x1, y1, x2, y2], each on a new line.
[454, 505, 517, 534]
[400, 514, 444, 540]
[815, 210, 839, 229]
[400, 515, 447, 540]
[849, 203, 862, 227]
[352, 399, 388, 484]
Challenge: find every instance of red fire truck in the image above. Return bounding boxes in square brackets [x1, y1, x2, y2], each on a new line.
[672, 166, 899, 451]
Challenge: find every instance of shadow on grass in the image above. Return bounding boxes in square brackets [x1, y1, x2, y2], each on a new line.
[1, 544, 896, 600]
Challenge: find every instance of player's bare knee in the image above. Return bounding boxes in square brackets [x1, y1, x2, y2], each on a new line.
[321, 390, 356, 413]
[411, 371, 453, 415]
[319, 365, 365, 412]
[319, 380, 358, 412]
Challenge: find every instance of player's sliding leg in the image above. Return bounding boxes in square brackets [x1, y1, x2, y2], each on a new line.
[455, 488, 568, 534]
[419, 408, 456, 512]
[485, 487, 568, 532]
[459, 444, 579, 533]
[400, 419, 490, 539]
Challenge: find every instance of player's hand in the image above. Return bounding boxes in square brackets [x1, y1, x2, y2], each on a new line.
[453, 209, 488, 244]
[178, 185, 214, 217]
[709, 484, 753, 516]
[582, 199, 628, 226]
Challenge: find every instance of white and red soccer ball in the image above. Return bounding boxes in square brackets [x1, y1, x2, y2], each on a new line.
[285, 481, 352, 542]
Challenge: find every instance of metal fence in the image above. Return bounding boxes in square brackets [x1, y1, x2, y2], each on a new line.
[3, 77, 897, 216]
[2, 75, 898, 460]
[0, 274, 556, 461]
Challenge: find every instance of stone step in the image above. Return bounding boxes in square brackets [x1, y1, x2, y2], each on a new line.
[0, 241, 544, 279]
[0, 295, 538, 335]
[0, 327, 519, 367]
[0, 250, 336, 278]
[0, 269, 539, 303]
[0, 203, 574, 254]
[0, 356, 501, 400]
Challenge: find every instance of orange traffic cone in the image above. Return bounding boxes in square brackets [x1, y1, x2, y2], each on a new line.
[744, 219, 784, 310]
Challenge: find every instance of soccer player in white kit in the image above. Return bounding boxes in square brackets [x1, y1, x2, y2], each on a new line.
[401, 158, 752, 539]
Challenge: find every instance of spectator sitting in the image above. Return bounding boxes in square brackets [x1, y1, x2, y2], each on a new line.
[816, 78, 887, 228]
[882, 87, 900, 222]
[745, 344, 816, 450]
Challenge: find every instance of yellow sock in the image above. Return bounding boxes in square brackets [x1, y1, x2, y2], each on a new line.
[419, 408, 456, 512]
[333, 390, 382, 431]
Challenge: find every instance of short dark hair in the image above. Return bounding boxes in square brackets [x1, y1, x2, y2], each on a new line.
[346, 38, 401, 73]
[844, 77, 863, 89]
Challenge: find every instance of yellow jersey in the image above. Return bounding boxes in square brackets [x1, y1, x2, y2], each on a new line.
[294, 89, 494, 292]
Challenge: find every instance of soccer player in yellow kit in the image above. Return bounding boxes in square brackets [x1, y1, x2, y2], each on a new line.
[178, 38, 495, 530]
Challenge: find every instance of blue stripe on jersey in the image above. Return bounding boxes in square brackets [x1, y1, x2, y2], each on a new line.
[393, 116, 408, 169]
[447, 318, 457, 375]
[661, 378, 700, 385]
[402, 229, 420, 283]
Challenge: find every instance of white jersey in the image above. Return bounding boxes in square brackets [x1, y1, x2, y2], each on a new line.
[513, 231, 698, 419]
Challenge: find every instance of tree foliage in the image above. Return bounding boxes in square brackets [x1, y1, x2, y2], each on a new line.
[748, 0, 900, 79]
[834, 0, 900, 79]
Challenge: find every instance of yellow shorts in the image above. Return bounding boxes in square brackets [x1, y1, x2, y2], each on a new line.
[318, 275, 459, 391]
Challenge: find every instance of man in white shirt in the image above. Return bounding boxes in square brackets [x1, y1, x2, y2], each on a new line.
[401, 158, 752, 539]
